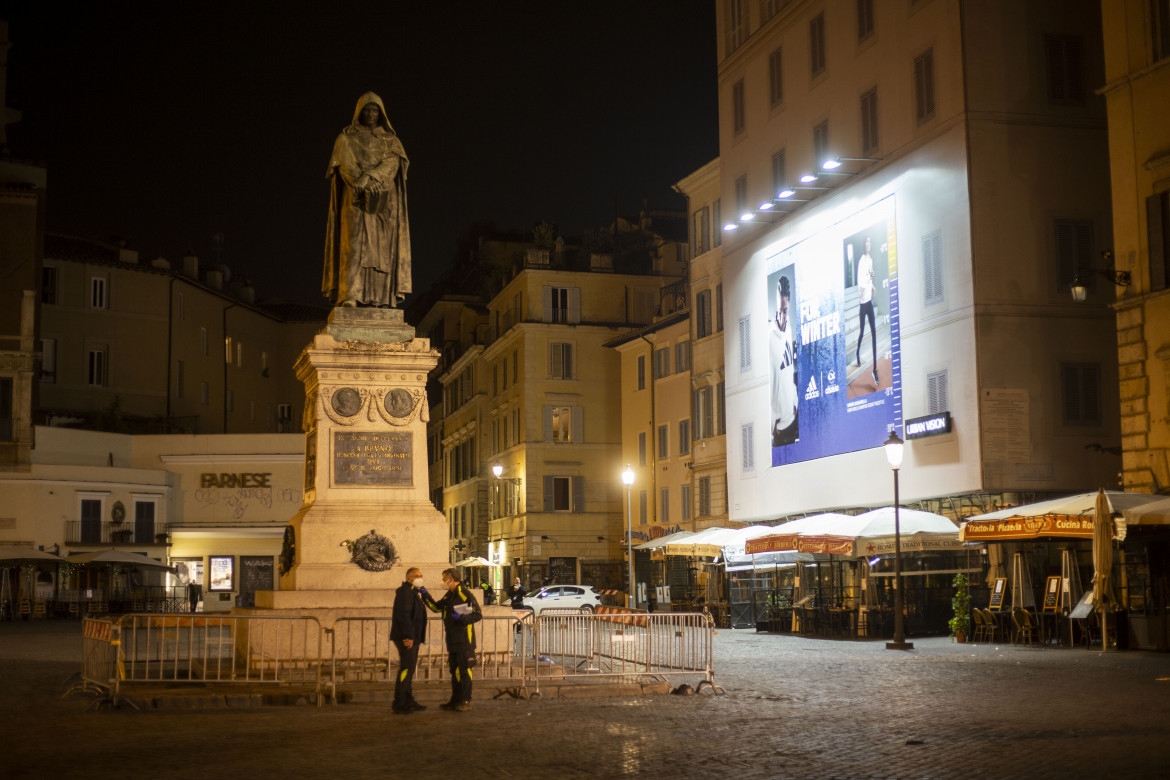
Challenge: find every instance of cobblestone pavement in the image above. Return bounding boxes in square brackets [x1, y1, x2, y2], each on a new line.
[2, 620, 1169, 779]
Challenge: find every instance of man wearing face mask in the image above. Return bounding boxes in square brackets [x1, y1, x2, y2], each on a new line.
[421, 568, 482, 712]
[390, 567, 428, 714]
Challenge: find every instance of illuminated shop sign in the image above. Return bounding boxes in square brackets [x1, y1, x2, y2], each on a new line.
[905, 411, 952, 439]
[767, 195, 902, 466]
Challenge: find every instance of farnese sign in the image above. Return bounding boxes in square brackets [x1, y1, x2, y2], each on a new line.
[333, 430, 412, 486]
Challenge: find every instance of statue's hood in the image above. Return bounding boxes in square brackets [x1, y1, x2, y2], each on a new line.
[351, 91, 395, 135]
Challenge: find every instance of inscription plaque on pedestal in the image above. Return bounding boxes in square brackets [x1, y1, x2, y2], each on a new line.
[333, 430, 413, 486]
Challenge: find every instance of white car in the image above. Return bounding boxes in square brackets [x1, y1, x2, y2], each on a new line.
[520, 585, 601, 616]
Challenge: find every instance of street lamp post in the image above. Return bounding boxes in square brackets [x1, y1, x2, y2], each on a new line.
[884, 431, 914, 651]
[621, 465, 635, 610]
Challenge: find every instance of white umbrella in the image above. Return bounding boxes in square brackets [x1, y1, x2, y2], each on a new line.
[453, 556, 496, 568]
[1091, 488, 1115, 651]
[0, 546, 64, 564]
[70, 549, 176, 571]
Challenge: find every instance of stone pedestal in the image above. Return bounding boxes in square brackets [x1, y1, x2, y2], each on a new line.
[250, 308, 447, 616]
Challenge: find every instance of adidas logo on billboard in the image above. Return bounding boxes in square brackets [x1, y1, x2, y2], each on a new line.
[804, 375, 821, 401]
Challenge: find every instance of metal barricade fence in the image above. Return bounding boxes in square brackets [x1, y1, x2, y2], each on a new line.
[72, 617, 120, 696]
[328, 613, 535, 702]
[114, 614, 326, 705]
[532, 611, 719, 695]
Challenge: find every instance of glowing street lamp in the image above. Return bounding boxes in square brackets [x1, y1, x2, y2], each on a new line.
[884, 431, 914, 651]
[621, 465, 635, 610]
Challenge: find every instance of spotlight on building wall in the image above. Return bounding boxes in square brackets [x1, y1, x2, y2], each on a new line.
[723, 222, 738, 232]
[759, 201, 774, 210]
[799, 174, 819, 184]
[777, 188, 796, 199]
[740, 212, 755, 221]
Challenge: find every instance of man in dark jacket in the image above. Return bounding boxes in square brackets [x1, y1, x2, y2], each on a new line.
[390, 567, 428, 714]
[421, 567, 482, 712]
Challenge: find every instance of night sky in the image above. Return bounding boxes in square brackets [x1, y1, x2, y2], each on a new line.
[3, 2, 719, 305]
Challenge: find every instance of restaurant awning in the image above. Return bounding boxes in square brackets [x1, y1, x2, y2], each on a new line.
[744, 509, 960, 557]
[959, 490, 1164, 542]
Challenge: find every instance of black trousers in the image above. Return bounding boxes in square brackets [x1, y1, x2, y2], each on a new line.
[447, 646, 473, 704]
[393, 639, 420, 708]
[857, 301, 877, 367]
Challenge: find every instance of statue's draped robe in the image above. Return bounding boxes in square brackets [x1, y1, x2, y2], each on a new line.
[323, 92, 412, 306]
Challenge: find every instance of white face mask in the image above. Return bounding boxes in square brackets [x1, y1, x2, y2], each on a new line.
[411, 577, 424, 589]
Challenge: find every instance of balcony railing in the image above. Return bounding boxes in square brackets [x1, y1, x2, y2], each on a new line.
[65, 520, 171, 545]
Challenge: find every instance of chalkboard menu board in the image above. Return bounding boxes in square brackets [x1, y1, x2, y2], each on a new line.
[989, 577, 1007, 609]
[1042, 576, 1061, 611]
[240, 555, 274, 599]
[548, 556, 577, 585]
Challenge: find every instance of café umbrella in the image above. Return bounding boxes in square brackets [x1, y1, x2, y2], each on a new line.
[1091, 488, 1116, 652]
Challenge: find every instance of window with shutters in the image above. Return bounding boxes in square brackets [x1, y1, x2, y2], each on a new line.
[732, 79, 746, 136]
[860, 88, 878, 155]
[654, 347, 671, 380]
[549, 342, 574, 379]
[1054, 219, 1093, 289]
[772, 149, 787, 196]
[716, 284, 724, 332]
[713, 200, 722, 247]
[1147, 192, 1170, 292]
[660, 488, 670, 524]
[813, 121, 829, 169]
[696, 289, 713, 338]
[1060, 363, 1101, 426]
[927, 370, 948, 415]
[675, 341, 691, 373]
[741, 423, 755, 472]
[768, 48, 783, 107]
[725, 0, 749, 55]
[735, 176, 748, 219]
[759, 0, 784, 24]
[718, 381, 727, 435]
[543, 475, 583, 513]
[200, 327, 208, 356]
[638, 432, 647, 466]
[857, 0, 874, 41]
[637, 355, 646, 390]
[1154, 0, 1170, 62]
[923, 229, 943, 306]
[679, 420, 691, 456]
[692, 206, 711, 256]
[90, 277, 107, 309]
[681, 483, 692, 521]
[658, 425, 669, 459]
[698, 477, 712, 517]
[0, 377, 10, 442]
[694, 386, 715, 439]
[87, 346, 108, 387]
[42, 265, 57, 304]
[738, 315, 752, 372]
[541, 287, 579, 324]
[1045, 35, 1084, 104]
[639, 489, 648, 524]
[810, 12, 826, 77]
[41, 339, 56, 383]
[545, 406, 582, 443]
[914, 49, 935, 124]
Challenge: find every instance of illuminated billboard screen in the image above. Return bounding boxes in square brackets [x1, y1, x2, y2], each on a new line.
[767, 195, 902, 466]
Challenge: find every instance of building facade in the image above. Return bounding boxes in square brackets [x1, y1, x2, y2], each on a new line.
[39, 235, 325, 436]
[715, 0, 1120, 522]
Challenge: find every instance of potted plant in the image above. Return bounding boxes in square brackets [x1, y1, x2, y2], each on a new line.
[949, 573, 971, 642]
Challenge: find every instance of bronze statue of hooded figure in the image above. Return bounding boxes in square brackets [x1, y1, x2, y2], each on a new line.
[323, 92, 411, 308]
